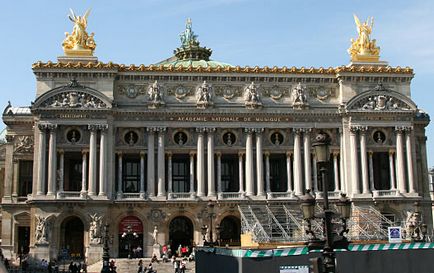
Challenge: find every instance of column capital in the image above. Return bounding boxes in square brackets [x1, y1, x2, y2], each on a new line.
[300, 128, 312, 134]
[205, 127, 216, 133]
[81, 149, 89, 154]
[388, 149, 395, 156]
[216, 151, 222, 157]
[147, 127, 158, 133]
[286, 151, 293, 157]
[47, 124, 58, 131]
[293, 128, 303, 134]
[196, 127, 206, 133]
[253, 128, 264, 134]
[238, 151, 245, 157]
[244, 128, 255, 134]
[395, 126, 412, 132]
[332, 150, 339, 157]
[37, 123, 50, 131]
[368, 150, 374, 156]
[349, 126, 360, 133]
[140, 151, 146, 157]
[156, 127, 167, 133]
[58, 149, 64, 155]
[97, 124, 109, 131]
[359, 126, 368, 133]
[189, 151, 196, 157]
[116, 151, 123, 156]
[88, 124, 99, 131]
[264, 151, 270, 157]
[166, 151, 173, 157]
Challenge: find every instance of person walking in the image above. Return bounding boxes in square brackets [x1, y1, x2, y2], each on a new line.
[137, 259, 143, 273]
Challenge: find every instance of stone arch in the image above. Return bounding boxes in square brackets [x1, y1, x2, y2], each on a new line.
[219, 215, 241, 246]
[13, 211, 31, 255]
[32, 79, 112, 109]
[168, 216, 194, 254]
[59, 216, 85, 260]
[118, 215, 144, 258]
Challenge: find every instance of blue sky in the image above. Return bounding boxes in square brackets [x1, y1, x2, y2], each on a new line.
[1, 0, 433, 165]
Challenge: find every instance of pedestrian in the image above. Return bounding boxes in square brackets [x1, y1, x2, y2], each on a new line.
[4, 258, 10, 270]
[109, 259, 116, 272]
[172, 256, 179, 273]
[81, 261, 87, 273]
[180, 260, 186, 273]
[146, 263, 154, 273]
[137, 259, 143, 273]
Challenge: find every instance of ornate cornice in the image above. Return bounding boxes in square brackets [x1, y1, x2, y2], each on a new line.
[32, 61, 413, 75]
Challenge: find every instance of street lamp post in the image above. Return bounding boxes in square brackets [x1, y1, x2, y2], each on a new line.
[101, 224, 111, 273]
[121, 225, 138, 259]
[208, 200, 215, 245]
[301, 131, 352, 273]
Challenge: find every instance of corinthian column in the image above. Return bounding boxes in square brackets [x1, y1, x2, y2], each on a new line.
[238, 152, 244, 193]
[157, 127, 166, 197]
[286, 152, 293, 193]
[140, 151, 145, 198]
[147, 128, 156, 197]
[350, 127, 360, 195]
[36, 124, 47, 195]
[255, 128, 265, 197]
[47, 124, 57, 196]
[167, 152, 173, 194]
[207, 128, 216, 197]
[117, 152, 123, 197]
[265, 152, 270, 193]
[389, 150, 396, 190]
[395, 127, 406, 193]
[293, 129, 303, 196]
[245, 129, 254, 196]
[196, 128, 206, 197]
[216, 152, 222, 195]
[81, 150, 88, 197]
[88, 125, 98, 196]
[99, 125, 108, 197]
[359, 127, 370, 194]
[57, 150, 64, 198]
[302, 128, 312, 190]
[333, 152, 340, 192]
[405, 128, 415, 193]
[189, 152, 195, 194]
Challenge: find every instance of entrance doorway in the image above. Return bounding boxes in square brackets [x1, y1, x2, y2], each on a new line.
[169, 216, 193, 254]
[17, 226, 30, 255]
[118, 216, 143, 258]
[60, 217, 84, 260]
[220, 216, 241, 246]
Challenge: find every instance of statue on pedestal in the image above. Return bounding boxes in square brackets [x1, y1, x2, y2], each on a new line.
[348, 14, 380, 62]
[62, 9, 96, 56]
[35, 215, 49, 245]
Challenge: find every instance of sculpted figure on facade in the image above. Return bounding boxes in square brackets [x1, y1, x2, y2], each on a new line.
[360, 95, 408, 111]
[348, 14, 380, 62]
[180, 18, 198, 47]
[292, 83, 308, 109]
[148, 81, 165, 109]
[152, 225, 159, 245]
[46, 91, 106, 109]
[244, 82, 261, 109]
[35, 215, 49, 244]
[89, 213, 103, 244]
[196, 81, 213, 108]
[62, 9, 96, 56]
[14, 136, 34, 153]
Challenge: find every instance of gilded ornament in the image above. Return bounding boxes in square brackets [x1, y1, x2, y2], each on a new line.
[348, 15, 380, 62]
[62, 9, 96, 56]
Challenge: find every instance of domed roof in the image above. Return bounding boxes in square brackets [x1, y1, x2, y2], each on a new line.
[154, 19, 233, 68]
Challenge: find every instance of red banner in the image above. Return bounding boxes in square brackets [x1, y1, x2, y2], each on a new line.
[119, 216, 143, 234]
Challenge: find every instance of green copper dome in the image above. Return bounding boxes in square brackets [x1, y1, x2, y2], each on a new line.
[155, 19, 233, 68]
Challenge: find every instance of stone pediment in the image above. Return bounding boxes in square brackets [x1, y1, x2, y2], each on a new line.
[345, 83, 417, 112]
[32, 79, 112, 110]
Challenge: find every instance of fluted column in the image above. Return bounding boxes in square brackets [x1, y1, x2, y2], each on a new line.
[395, 127, 406, 193]
[36, 124, 47, 195]
[81, 150, 88, 197]
[238, 152, 244, 193]
[157, 128, 166, 197]
[88, 125, 97, 196]
[265, 152, 270, 194]
[189, 152, 195, 194]
[350, 127, 360, 195]
[303, 128, 312, 190]
[286, 152, 293, 193]
[99, 125, 108, 197]
[140, 151, 146, 198]
[389, 150, 396, 190]
[293, 129, 303, 195]
[147, 128, 156, 197]
[339, 129, 346, 193]
[359, 127, 370, 194]
[312, 154, 318, 192]
[12, 159, 19, 197]
[117, 152, 123, 197]
[57, 150, 64, 197]
[405, 128, 415, 193]
[207, 128, 216, 197]
[196, 128, 206, 197]
[216, 152, 222, 195]
[333, 152, 340, 192]
[245, 129, 254, 196]
[167, 152, 173, 194]
[368, 151, 375, 191]
[255, 128, 265, 196]
[47, 124, 57, 196]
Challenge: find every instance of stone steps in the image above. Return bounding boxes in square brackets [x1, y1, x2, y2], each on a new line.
[87, 258, 195, 273]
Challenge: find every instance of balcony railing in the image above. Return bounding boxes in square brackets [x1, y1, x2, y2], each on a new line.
[168, 192, 195, 200]
[60, 191, 84, 199]
[373, 189, 400, 197]
[218, 192, 245, 200]
[266, 192, 293, 199]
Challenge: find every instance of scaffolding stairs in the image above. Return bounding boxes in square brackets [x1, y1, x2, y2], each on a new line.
[238, 203, 396, 244]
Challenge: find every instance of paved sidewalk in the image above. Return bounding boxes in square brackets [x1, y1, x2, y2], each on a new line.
[87, 258, 195, 273]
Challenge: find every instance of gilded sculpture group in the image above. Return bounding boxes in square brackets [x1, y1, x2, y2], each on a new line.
[61, 9, 381, 63]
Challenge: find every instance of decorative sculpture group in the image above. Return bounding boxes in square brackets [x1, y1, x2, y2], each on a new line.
[244, 82, 262, 109]
[89, 213, 103, 244]
[62, 9, 96, 56]
[35, 215, 49, 245]
[196, 81, 213, 108]
[348, 14, 380, 62]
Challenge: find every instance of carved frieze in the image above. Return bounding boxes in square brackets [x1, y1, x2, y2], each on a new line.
[308, 86, 336, 100]
[117, 84, 146, 98]
[358, 95, 411, 111]
[42, 91, 107, 109]
[14, 136, 34, 153]
[167, 85, 192, 99]
[214, 85, 242, 100]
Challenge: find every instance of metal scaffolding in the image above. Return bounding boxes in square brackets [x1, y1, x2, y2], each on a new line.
[239, 203, 395, 243]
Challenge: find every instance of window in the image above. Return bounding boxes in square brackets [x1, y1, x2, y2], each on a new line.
[124, 131, 138, 146]
[221, 155, 239, 192]
[123, 159, 140, 193]
[67, 159, 82, 191]
[172, 155, 190, 192]
[269, 154, 287, 192]
[373, 152, 390, 190]
[223, 132, 236, 146]
[18, 161, 33, 196]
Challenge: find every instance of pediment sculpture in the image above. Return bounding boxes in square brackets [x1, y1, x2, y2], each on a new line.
[292, 83, 309, 110]
[43, 91, 107, 109]
[148, 80, 165, 109]
[196, 81, 213, 109]
[244, 82, 262, 109]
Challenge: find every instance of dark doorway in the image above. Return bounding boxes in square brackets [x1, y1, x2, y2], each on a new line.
[61, 217, 84, 260]
[373, 152, 390, 190]
[169, 216, 193, 253]
[219, 216, 241, 246]
[118, 216, 144, 258]
[17, 226, 30, 254]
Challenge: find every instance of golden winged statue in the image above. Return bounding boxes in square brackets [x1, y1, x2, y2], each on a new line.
[62, 8, 96, 56]
[348, 14, 380, 62]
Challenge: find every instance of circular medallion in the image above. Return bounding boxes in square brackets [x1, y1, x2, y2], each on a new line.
[223, 132, 236, 146]
[124, 131, 139, 145]
[269, 87, 284, 100]
[66, 129, 81, 144]
[316, 88, 330, 100]
[270, 131, 284, 145]
[223, 87, 236, 99]
[127, 86, 138, 98]
[174, 131, 188, 145]
[175, 86, 189, 99]
[373, 130, 386, 144]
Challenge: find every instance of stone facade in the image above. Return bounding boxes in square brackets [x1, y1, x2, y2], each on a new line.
[0, 18, 432, 265]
